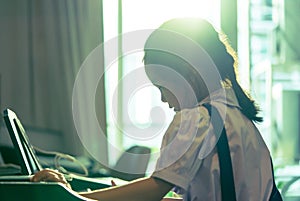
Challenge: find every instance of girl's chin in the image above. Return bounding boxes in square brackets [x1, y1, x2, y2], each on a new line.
[173, 107, 180, 112]
[168, 104, 180, 111]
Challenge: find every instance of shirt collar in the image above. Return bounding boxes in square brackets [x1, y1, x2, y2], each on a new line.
[199, 87, 241, 109]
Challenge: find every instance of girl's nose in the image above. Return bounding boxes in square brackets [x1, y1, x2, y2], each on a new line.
[161, 93, 167, 102]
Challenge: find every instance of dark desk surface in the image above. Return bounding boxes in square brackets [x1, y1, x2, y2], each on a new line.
[0, 175, 125, 201]
[0, 182, 96, 201]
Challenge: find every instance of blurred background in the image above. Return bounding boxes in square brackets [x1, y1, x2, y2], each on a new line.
[0, 0, 300, 199]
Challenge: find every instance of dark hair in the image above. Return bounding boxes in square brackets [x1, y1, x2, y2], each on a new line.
[144, 18, 263, 122]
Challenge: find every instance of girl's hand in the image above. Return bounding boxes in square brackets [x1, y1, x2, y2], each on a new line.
[31, 168, 72, 189]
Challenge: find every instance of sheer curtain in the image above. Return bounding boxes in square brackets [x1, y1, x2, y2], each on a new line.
[0, 0, 107, 162]
[103, 0, 222, 168]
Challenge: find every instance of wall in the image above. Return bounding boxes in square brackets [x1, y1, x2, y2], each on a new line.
[0, 0, 107, 163]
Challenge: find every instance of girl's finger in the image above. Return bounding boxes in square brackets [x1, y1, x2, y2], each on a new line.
[111, 180, 117, 186]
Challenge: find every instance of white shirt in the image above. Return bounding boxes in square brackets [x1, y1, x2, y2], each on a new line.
[152, 88, 273, 201]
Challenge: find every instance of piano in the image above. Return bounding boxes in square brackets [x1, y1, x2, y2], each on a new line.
[0, 108, 115, 201]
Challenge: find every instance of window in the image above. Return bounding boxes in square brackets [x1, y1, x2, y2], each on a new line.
[247, 0, 300, 167]
[103, 0, 221, 169]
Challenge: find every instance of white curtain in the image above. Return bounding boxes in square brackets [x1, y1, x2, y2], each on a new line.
[0, 0, 107, 162]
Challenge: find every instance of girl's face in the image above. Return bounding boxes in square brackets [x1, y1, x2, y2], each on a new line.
[146, 66, 198, 111]
[157, 86, 180, 111]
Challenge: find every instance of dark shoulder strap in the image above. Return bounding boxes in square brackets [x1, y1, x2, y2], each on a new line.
[203, 103, 237, 201]
[269, 159, 283, 201]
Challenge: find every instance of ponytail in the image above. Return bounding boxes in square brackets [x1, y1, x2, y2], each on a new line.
[218, 32, 263, 122]
[231, 79, 263, 122]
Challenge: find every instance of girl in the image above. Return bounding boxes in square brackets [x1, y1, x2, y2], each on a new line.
[32, 18, 281, 201]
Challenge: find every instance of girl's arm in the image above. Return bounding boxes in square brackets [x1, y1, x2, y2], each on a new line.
[79, 176, 173, 201]
[32, 169, 175, 201]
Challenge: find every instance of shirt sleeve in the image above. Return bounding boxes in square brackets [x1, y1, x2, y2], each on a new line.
[152, 106, 211, 190]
